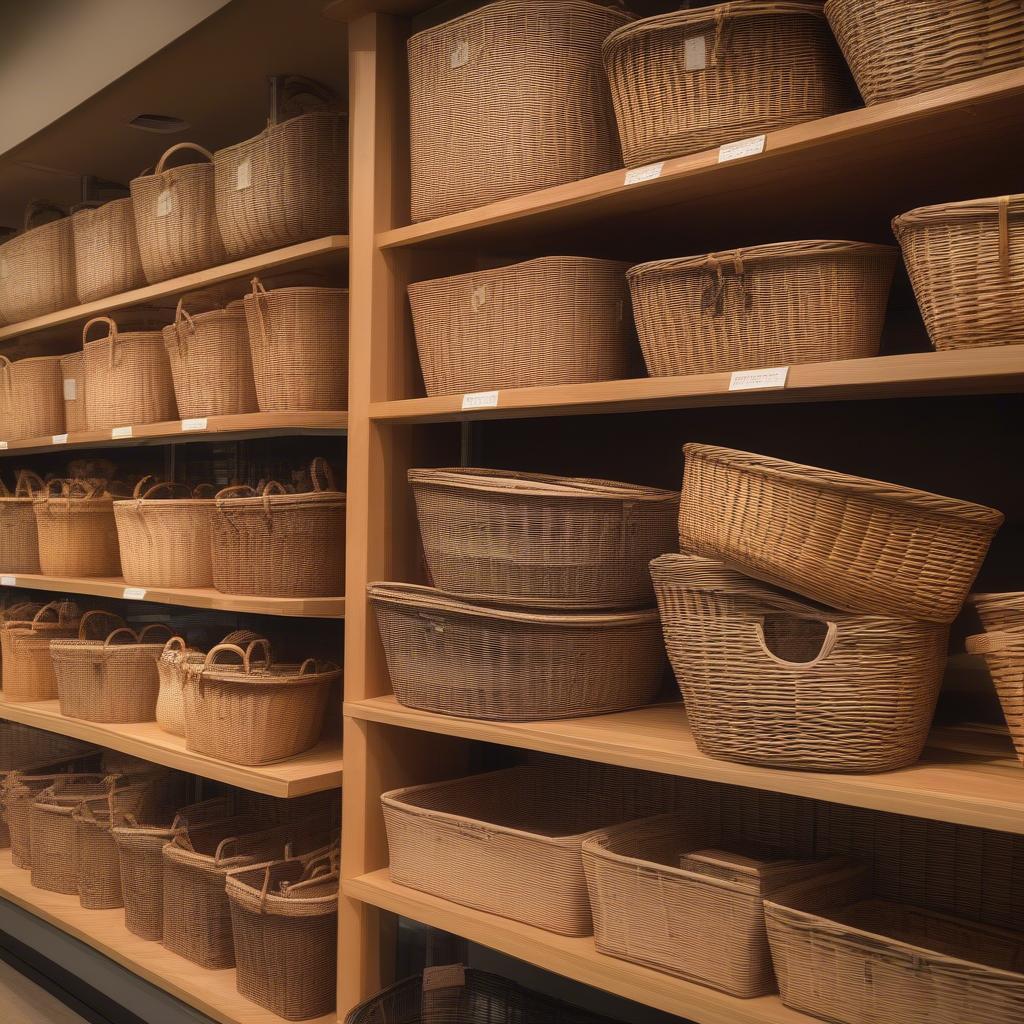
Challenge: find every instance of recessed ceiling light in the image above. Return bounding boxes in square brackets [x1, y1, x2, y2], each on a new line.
[128, 114, 190, 134]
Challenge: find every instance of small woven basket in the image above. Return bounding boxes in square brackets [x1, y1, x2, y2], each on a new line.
[0, 354, 66, 441]
[408, 257, 634, 396]
[2, 601, 80, 703]
[70, 198, 146, 303]
[0, 202, 76, 324]
[59, 352, 87, 433]
[156, 637, 202, 737]
[32, 479, 122, 577]
[893, 194, 1024, 352]
[679, 443, 1003, 623]
[629, 241, 897, 376]
[0, 471, 44, 573]
[966, 601, 1024, 767]
[4, 766, 98, 867]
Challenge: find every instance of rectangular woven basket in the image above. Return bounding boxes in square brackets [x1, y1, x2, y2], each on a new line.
[0, 354, 66, 441]
[70, 198, 146, 303]
[0, 203, 76, 324]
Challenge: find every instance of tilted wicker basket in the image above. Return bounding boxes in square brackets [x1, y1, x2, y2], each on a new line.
[0, 354, 66, 441]
[70, 198, 146, 303]
[0, 471, 44, 573]
[59, 352, 87, 433]
[32, 479, 122, 577]
[2, 600, 80, 703]
[0, 202, 76, 324]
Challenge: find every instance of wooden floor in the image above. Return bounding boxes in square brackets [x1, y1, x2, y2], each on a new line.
[0, 957, 89, 1024]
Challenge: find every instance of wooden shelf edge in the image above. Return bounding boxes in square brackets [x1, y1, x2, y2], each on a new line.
[345, 871, 812, 1024]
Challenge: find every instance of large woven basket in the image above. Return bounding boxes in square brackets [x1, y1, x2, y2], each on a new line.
[825, 0, 1024, 105]
[408, 0, 629, 222]
[603, 2, 854, 167]
[243, 278, 348, 412]
[211, 459, 345, 597]
[0, 202, 76, 324]
[70, 198, 146, 303]
[409, 467, 677, 609]
[893, 194, 1024, 352]
[5, 771, 74, 868]
[408, 257, 634, 396]
[130, 143, 227, 284]
[2, 601, 80, 703]
[0, 471, 44, 573]
[370, 583, 664, 721]
[32, 479, 122, 577]
[678, 444, 1003, 623]
[629, 241, 897, 376]
[651, 555, 948, 772]
[0, 354, 66, 441]
[59, 352, 87, 433]
[966, 621, 1024, 768]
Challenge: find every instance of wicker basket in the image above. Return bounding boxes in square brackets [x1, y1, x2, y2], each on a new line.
[130, 143, 227, 284]
[893, 194, 1024, 352]
[211, 459, 345, 597]
[0, 202, 76, 324]
[383, 762, 694, 936]
[408, 257, 634, 396]
[603, 2, 854, 167]
[408, 0, 629, 222]
[0, 354, 66, 441]
[59, 352, 87, 433]
[370, 583, 664, 722]
[70, 198, 146, 303]
[156, 637, 201, 738]
[0, 471, 44, 573]
[409, 467, 677, 609]
[82, 316, 177, 430]
[678, 444, 1003, 623]
[629, 241, 897, 376]
[243, 278, 348, 412]
[32, 479, 122, 577]
[2, 601, 80, 703]
[825, 0, 1024, 105]
[966, 626, 1024, 768]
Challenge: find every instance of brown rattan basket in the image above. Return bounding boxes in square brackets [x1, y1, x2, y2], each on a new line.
[2, 600, 80, 703]
[0, 354, 66, 441]
[5, 771, 74, 868]
[629, 241, 897, 376]
[965, 617, 1024, 768]
[0, 471, 44, 573]
[409, 467, 677, 609]
[59, 352, 87, 433]
[32, 479, 122, 577]
[70, 198, 146, 303]
[0, 202, 76, 324]
[156, 637, 202, 738]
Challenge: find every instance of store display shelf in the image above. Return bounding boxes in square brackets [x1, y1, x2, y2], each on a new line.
[346, 697, 1024, 835]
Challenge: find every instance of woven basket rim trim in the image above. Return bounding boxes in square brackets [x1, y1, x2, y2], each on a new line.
[893, 193, 1024, 228]
[408, 255, 632, 292]
[408, 467, 676, 502]
[213, 109, 347, 159]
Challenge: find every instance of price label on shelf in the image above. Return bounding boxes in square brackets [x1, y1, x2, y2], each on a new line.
[0, 576, 16, 587]
[718, 134, 766, 163]
[624, 161, 664, 186]
[122, 587, 147, 600]
[52, 434, 68, 445]
[0, 441, 7, 450]
[461, 390, 499, 411]
[728, 366, 789, 392]
[111, 426, 133, 439]
[181, 418, 208, 432]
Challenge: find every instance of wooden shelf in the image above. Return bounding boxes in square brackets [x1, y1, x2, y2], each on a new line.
[0, 850, 333, 1024]
[346, 870, 813, 1024]
[346, 697, 1024, 835]
[0, 574, 345, 619]
[0, 698, 341, 797]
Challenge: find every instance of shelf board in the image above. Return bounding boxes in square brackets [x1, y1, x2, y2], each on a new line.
[369, 348, 1024, 423]
[346, 870, 812, 1024]
[346, 696, 1024, 834]
[0, 574, 345, 619]
[0, 850, 333, 1024]
[0, 698, 341, 797]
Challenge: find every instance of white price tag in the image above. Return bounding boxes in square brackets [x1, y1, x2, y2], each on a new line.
[684, 34, 707, 71]
[0, 576, 16, 587]
[111, 426, 133, 439]
[63, 378, 77, 401]
[461, 390, 499, 411]
[450, 40, 469, 69]
[0, 441, 7, 450]
[122, 587, 147, 600]
[729, 366, 789, 392]
[236, 159, 252, 190]
[624, 161, 664, 186]
[52, 434, 68, 445]
[156, 189, 173, 217]
[181, 417, 208, 432]
[718, 134, 766, 163]
[470, 286, 488, 311]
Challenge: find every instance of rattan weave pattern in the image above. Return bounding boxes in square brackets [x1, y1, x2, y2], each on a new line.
[4, 770, 82, 868]
[32, 480, 122, 577]
[70, 198, 146, 303]
[0, 354, 66, 441]
[966, 624, 1024, 767]
[59, 352, 87, 433]
[156, 637, 202, 737]
[0, 203, 76, 324]
[0, 471, 44, 573]
[2, 601, 81, 703]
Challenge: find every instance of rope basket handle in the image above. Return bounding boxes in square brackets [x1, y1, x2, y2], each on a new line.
[0, 356, 11, 395]
[162, 635, 190, 657]
[214, 834, 253, 865]
[204, 638, 272, 673]
[104, 626, 141, 648]
[155, 142, 215, 174]
[15, 469, 45, 497]
[78, 609, 126, 640]
[309, 457, 337, 493]
[134, 478, 193, 501]
[24, 200, 67, 231]
[32, 600, 76, 628]
[82, 315, 117, 346]
[215, 484, 259, 501]
[248, 277, 272, 351]
[752, 617, 839, 670]
[138, 623, 174, 644]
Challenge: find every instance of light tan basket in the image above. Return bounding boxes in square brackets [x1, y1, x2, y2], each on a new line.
[243, 277, 348, 412]
[156, 637, 202, 737]
[679, 443, 1003, 623]
[130, 143, 227, 284]
[59, 352, 87, 433]
[0, 470, 44, 573]
[409, 467, 677, 609]
[5, 771, 74, 868]
[70, 198, 146, 303]
[629, 241, 897, 376]
[0, 354, 66, 441]
[2, 601, 80, 703]
[0, 202, 76, 324]
[825, 0, 1024, 105]
[966, 622, 1024, 768]
[408, 0, 629, 222]
[893, 194, 1024, 352]
[408, 257, 634, 396]
[32, 479, 122, 577]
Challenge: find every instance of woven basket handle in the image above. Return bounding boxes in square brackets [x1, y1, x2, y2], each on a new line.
[753, 617, 839, 669]
[15, 469, 45, 497]
[214, 835, 246, 864]
[32, 600, 74, 628]
[155, 142, 214, 173]
[309, 457, 336, 493]
[248, 277, 273, 351]
[139, 479, 192, 500]
[162, 635, 190, 656]
[966, 631, 1018, 656]
[138, 623, 174, 644]
[104, 626, 141, 648]
[78, 609, 126, 640]
[0, 356, 11, 393]
[204, 638, 272, 673]
[24, 200, 66, 231]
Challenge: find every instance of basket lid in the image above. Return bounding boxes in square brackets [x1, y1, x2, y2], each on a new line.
[408, 467, 676, 503]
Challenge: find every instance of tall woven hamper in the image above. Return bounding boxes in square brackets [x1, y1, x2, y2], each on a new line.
[70, 197, 146, 302]
[0, 470, 44, 573]
[0, 202, 76, 323]
[0, 354, 66, 441]
[32, 480, 122, 577]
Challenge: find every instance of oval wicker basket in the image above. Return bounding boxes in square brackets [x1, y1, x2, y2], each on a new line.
[243, 277, 348, 412]
[0, 471, 44, 573]
[966, 623, 1024, 769]
[603, 2, 854, 166]
[409, 467, 677, 608]
[32, 479, 122, 577]
[408, 256, 635, 396]
[0, 354, 66, 441]
[825, 0, 1024, 105]
[59, 352, 87, 433]
[408, 0, 629, 222]
[371, 582, 665, 721]
[130, 143, 227, 284]
[70, 198, 146, 303]
[893, 194, 1024, 352]
[629, 241, 898, 376]
[0, 202, 76, 324]
[2, 601, 81, 703]
[678, 444, 1003, 623]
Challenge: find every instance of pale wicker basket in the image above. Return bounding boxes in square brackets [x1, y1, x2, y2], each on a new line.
[0, 354, 66, 441]
[965, 612, 1024, 768]
[2, 601, 80, 703]
[32, 480, 122, 577]
[0, 202, 76, 324]
[0, 470, 44, 573]
[59, 353, 87, 433]
[70, 198, 146, 303]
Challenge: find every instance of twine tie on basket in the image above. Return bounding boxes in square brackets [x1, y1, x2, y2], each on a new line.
[699, 251, 751, 315]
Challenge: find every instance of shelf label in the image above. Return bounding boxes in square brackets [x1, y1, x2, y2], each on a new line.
[122, 587, 147, 600]
[52, 434, 68, 445]
[181, 417, 208, 432]
[236, 158, 252, 190]
[63, 378, 77, 401]
[719, 134, 766, 163]
[156, 189, 173, 217]
[729, 366, 789, 392]
[111, 426, 133, 439]
[0, 441, 7, 450]
[0, 576, 15, 587]
[624, 161, 664, 186]
[450, 40, 469, 69]
[461, 390, 499, 411]
[684, 34, 707, 71]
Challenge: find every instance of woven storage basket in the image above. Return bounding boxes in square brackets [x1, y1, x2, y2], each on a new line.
[0, 471, 44, 573]
[408, 0, 629, 222]
[966, 625, 1024, 768]
[0, 354, 66, 441]
[243, 277, 348, 412]
[82, 316, 177, 429]
[4, 771, 75, 868]
[370, 583, 664, 721]
[383, 762, 695, 936]
[130, 143, 227, 284]
[407, 257, 634, 396]
[679, 443, 1003, 623]
[59, 352, 87, 433]
[33, 479, 122, 577]
[227, 846, 339, 1020]
[113, 477, 214, 588]
[893, 194, 1024, 352]
[70, 198, 146, 303]
[3, 601, 81, 703]
[0, 202, 76, 324]
[409, 467, 677, 609]
[825, 0, 1024, 105]
[629, 241, 897, 376]
[603, 2, 854, 167]
[211, 459, 345, 597]
[156, 637, 202, 737]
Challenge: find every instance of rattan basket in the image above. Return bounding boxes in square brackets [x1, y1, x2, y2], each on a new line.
[59, 352, 87, 433]
[370, 583, 665, 721]
[0, 471, 44, 573]
[825, 0, 1024, 105]
[966, 624, 1024, 768]
[603, 2, 854, 167]
[0, 354, 66, 441]
[156, 637, 202, 737]
[2, 601, 80, 703]
[70, 198, 146, 303]
[408, 0, 629, 222]
[409, 467, 677, 609]
[408, 257, 634, 396]
[130, 143, 227, 284]
[893, 194, 1024, 352]
[679, 444, 1003, 622]
[0, 202, 76, 324]
[32, 479, 122, 577]
[243, 278, 348, 412]
[629, 241, 897, 376]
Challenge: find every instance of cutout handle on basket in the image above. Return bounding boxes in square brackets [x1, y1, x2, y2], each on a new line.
[154, 142, 215, 174]
[753, 616, 839, 669]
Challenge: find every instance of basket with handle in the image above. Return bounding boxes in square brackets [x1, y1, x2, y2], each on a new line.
[2, 600, 81, 703]
[965, 626, 1024, 768]
[0, 201, 76, 324]
[0, 470, 45, 573]
[0, 606, 43, 700]
[0, 353, 66, 441]
[32, 479, 122, 576]
[59, 352, 87, 433]
[70, 197, 146, 303]
[130, 143, 227, 284]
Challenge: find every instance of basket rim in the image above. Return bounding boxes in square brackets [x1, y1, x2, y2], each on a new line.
[70, 196, 133, 221]
[186, 660, 340, 687]
[113, 497, 213, 510]
[213, 489, 346, 509]
[408, 467, 676, 502]
[243, 283, 349, 300]
[83, 330, 165, 350]
[213, 109, 347, 160]
[0, 352, 64, 368]
[969, 591, 1024, 611]
[407, 255, 632, 293]
[893, 193, 1024, 230]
